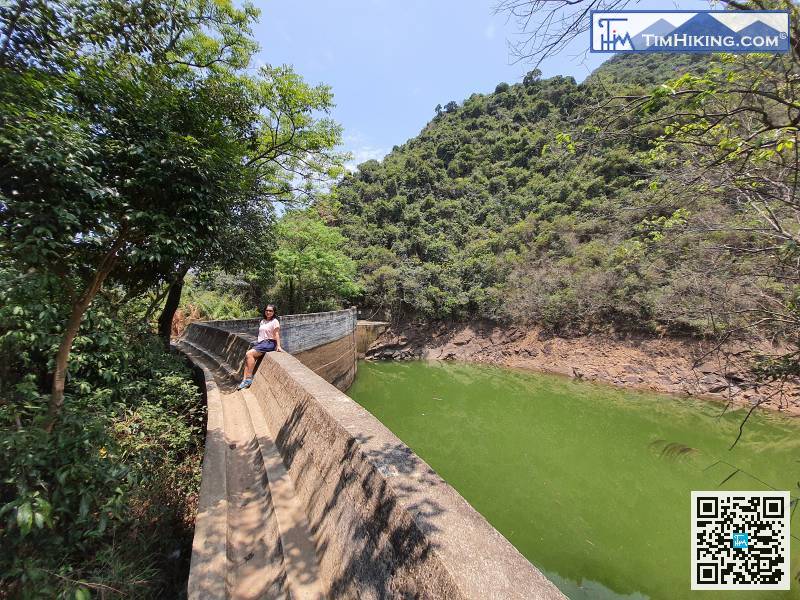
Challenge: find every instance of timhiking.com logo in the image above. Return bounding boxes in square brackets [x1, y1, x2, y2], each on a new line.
[590, 11, 790, 53]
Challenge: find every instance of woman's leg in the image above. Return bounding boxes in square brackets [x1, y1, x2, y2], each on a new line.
[243, 348, 264, 379]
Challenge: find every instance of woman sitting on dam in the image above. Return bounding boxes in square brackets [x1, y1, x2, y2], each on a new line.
[238, 304, 283, 390]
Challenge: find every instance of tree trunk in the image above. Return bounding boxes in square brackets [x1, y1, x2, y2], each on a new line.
[47, 234, 126, 432]
[0, 0, 29, 65]
[157, 265, 189, 349]
[143, 282, 171, 325]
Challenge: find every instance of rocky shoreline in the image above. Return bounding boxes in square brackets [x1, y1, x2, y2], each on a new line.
[365, 321, 800, 417]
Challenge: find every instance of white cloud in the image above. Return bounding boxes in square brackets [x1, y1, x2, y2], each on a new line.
[344, 145, 390, 172]
[342, 132, 390, 172]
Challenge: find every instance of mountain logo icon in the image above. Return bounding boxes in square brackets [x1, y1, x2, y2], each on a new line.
[591, 10, 790, 53]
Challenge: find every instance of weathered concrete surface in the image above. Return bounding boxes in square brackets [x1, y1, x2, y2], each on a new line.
[294, 335, 356, 391]
[186, 359, 227, 599]
[250, 352, 565, 599]
[223, 391, 287, 599]
[204, 308, 357, 355]
[355, 320, 389, 358]
[179, 342, 323, 600]
[181, 309, 566, 599]
[242, 386, 324, 600]
[200, 308, 358, 390]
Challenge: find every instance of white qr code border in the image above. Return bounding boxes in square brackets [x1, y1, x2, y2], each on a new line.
[691, 490, 790, 590]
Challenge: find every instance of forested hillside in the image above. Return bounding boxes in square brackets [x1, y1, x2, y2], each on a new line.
[329, 51, 798, 378]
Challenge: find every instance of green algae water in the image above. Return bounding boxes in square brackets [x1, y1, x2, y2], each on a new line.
[347, 360, 800, 600]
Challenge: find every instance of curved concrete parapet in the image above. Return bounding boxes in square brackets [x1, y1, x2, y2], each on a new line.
[201, 308, 358, 390]
[183, 357, 227, 600]
[179, 309, 566, 599]
[251, 353, 565, 599]
[355, 320, 389, 358]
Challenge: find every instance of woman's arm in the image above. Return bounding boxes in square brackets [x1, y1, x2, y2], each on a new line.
[274, 325, 283, 352]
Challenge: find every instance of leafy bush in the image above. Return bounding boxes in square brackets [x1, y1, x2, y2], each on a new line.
[0, 269, 205, 598]
[179, 274, 251, 321]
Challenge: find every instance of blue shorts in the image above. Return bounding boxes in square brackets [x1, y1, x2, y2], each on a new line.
[251, 339, 277, 353]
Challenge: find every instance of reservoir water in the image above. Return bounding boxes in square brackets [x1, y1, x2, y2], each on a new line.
[347, 360, 800, 599]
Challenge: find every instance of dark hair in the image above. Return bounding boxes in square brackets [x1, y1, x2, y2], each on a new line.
[263, 304, 278, 320]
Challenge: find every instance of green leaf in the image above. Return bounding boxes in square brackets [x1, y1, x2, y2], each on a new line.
[75, 587, 91, 600]
[97, 514, 107, 535]
[79, 495, 90, 519]
[16, 503, 33, 536]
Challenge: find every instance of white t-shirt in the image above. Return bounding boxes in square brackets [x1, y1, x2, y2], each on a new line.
[258, 318, 280, 342]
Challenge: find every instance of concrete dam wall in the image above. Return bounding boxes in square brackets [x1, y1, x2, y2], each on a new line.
[200, 308, 359, 390]
[177, 308, 564, 599]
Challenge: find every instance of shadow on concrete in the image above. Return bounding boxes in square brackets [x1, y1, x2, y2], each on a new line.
[188, 414, 291, 599]
[275, 399, 451, 598]
[183, 319, 565, 600]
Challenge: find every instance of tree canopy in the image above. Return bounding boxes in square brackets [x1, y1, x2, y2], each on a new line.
[0, 0, 344, 426]
[0, 0, 346, 594]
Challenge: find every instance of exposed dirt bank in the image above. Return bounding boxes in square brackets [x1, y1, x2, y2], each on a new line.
[366, 321, 800, 417]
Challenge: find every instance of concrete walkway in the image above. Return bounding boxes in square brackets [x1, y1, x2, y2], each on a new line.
[179, 316, 567, 600]
[179, 341, 324, 600]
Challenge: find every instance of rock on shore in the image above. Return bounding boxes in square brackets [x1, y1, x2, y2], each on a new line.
[366, 321, 800, 416]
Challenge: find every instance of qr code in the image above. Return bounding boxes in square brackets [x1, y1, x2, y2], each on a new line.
[692, 491, 790, 590]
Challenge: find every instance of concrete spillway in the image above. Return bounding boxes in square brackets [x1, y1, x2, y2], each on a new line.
[176, 308, 565, 599]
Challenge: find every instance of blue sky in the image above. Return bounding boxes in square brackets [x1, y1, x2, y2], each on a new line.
[251, 0, 705, 169]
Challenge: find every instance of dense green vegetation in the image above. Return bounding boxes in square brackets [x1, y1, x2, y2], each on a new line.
[329, 54, 710, 330]
[329, 49, 800, 381]
[1, 279, 205, 597]
[268, 210, 361, 314]
[0, 0, 347, 596]
[170, 210, 360, 333]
